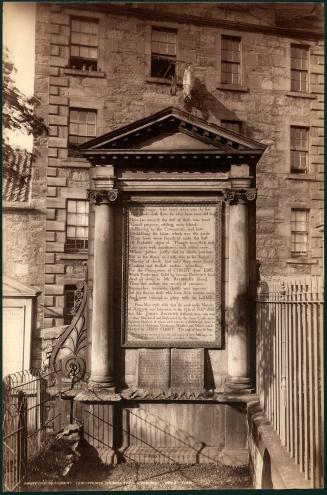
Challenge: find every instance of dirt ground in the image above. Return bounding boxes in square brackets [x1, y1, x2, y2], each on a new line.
[23, 462, 253, 491]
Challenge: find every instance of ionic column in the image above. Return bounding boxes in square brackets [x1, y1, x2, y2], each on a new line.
[87, 184, 118, 389]
[224, 188, 256, 393]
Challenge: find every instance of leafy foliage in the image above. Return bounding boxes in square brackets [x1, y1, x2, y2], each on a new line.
[3, 48, 48, 182]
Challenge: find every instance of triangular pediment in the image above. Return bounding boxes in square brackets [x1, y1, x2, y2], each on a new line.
[79, 106, 266, 156]
[137, 131, 220, 151]
[3, 275, 40, 297]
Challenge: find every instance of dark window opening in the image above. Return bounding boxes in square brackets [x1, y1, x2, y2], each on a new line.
[151, 27, 177, 79]
[64, 284, 77, 325]
[221, 120, 242, 134]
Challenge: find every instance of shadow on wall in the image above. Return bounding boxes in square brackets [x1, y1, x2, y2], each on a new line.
[182, 77, 261, 141]
[183, 78, 239, 123]
[262, 449, 273, 488]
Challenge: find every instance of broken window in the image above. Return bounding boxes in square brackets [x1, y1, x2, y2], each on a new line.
[151, 27, 177, 79]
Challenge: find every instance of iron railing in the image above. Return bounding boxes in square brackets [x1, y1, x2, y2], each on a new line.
[256, 276, 324, 488]
[2, 367, 64, 492]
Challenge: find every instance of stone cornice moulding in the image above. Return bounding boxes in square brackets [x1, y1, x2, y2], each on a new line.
[66, 4, 323, 40]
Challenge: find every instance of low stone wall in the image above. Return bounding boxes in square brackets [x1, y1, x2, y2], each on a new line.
[247, 399, 311, 489]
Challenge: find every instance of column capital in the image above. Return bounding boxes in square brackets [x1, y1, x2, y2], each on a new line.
[223, 188, 257, 205]
[87, 189, 119, 205]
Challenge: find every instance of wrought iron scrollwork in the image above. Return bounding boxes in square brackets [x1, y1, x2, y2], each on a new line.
[49, 281, 88, 387]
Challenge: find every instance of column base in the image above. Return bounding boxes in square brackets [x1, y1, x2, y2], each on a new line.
[224, 376, 253, 395]
[88, 378, 116, 391]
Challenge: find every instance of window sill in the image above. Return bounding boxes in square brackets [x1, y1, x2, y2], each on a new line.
[286, 92, 316, 99]
[217, 84, 249, 93]
[61, 158, 90, 169]
[3, 201, 35, 210]
[59, 253, 88, 261]
[286, 258, 318, 265]
[63, 68, 105, 78]
[146, 76, 182, 87]
[286, 173, 317, 181]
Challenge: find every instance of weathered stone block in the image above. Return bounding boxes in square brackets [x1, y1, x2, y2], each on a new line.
[46, 232, 56, 242]
[49, 95, 69, 105]
[46, 221, 65, 231]
[45, 274, 55, 284]
[45, 253, 55, 264]
[46, 242, 65, 253]
[50, 66, 60, 76]
[49, 125, 58, 136]
[44, 295, 55, 306]
[49, 115, 68, 126]
[51, 13, 69, 25]
[50, 86, 59, 96]
[50, 56, 68, 67]
[47, 186, 57, 197]
[50, 76, 69, 87]
[51, 44, 60, 56]
[45, 264, 65, 274]
[47, 177, 67, 187]
[50, 34, 69, 46]
[49, 137, 67, 148]
[47, 198, 66, 209]
[46, 209, 56, 220]
[47, 167, 57, 177]
[50, 24, 61, 35]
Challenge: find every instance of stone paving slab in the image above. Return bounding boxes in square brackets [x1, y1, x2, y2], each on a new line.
[24, 463, 253, 491]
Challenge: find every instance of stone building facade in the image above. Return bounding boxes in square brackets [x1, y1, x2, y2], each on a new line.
[4, 2, 324, 364]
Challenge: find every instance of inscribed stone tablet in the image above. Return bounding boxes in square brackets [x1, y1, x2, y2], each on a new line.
[138, 349, 170, 389]
[124, 204, 221, 347]
[170, 348, 204, 389]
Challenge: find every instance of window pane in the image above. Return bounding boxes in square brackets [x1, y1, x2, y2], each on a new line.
[67, 200, 76, 212]
[67, 213, 77, 225]
[67, 226, 76, 238]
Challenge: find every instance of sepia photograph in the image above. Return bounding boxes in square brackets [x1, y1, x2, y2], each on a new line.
[2, 1, 324, 491]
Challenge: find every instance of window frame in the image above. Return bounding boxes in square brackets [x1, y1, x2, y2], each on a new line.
[68, 108, 97, 156]
[290, 125, 309, 174]
[150, 25, 178, 80]
[221, 119, 242, 134]
[220, 35, 242, 86]
[69, 16, 99, 71]
[290, 43, 309, 93]
[291, 208, 309, 256]
[65, 199, 89, 253]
